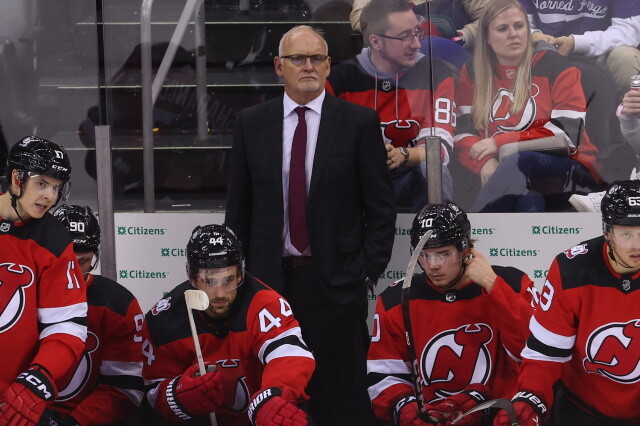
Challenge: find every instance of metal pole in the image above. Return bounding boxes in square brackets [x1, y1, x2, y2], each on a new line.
[141, 0, 156, 212]
[194, 0, 208, 141]
[94, 125, 117, 280]
[425, 136, 443, 204]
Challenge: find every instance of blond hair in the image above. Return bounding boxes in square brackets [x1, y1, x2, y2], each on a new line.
[472, 0, 533, 131]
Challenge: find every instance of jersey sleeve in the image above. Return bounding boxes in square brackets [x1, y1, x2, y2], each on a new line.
[485, 272, 535, 361]
[518, 258, 576, 409]
[32, 243, 87, 385]
[69, 297, 145, 425]
[247, 291, 315, 402]
[454, 64, 485, 174]
[367, 295, 415, 422]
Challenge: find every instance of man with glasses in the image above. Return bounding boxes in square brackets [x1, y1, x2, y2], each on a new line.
[33, 204, 144, 425]
[226, 25, 395, 425]
[368, 202, 534, 425]
[142, 224, 315, 425]
[327, 0, 457, 213]
[0, 137, 88, 425]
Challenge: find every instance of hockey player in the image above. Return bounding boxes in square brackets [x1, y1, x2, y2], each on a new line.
[327, 0, 457, 211]
[495, 180, 640, 425]
[368, 202, 535, 425]
[36, 204, 144, 425]
[0, 137, 87, 424]
[142, 224, 315, 425]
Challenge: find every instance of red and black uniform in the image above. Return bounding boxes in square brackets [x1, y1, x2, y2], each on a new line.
[455, 48, 600, 178]
[368, 266, 534, 422]
[519, 236, 640, 424]
[49, 274, 144, 425]
[0, 213, 87, 395]
[142, 275, 315, 425]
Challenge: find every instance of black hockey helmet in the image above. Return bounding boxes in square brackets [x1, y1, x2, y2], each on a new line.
[186, 224, 244, 279]
[410, 202, 471, 251]
[53, 204, 101, 253]
[7, 136, 71, 183]
[602, 180, 640, 228]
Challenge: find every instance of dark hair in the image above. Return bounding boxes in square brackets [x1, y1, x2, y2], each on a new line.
[360, 0, 413, 43]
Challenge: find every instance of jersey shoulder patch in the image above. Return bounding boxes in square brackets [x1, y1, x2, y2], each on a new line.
[556, 236, 612, 290]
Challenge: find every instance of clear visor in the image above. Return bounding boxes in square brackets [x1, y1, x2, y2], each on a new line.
[608, 226, 640, 249]
[418, 248, 462, 266]
[23, 171, 71, 202]
[195, 268, 243, 293]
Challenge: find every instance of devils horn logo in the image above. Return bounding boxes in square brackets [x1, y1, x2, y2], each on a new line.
[57, 331, 100, 401]
[382, 120, 420, 148]
[490, 84, 540, 134]
[0, 263, 35, 333]
[583, 320, 640, 383]
[421, 323, 493, 402]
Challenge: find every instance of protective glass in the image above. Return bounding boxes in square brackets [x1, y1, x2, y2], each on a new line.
[280, 54, 329, 66]
[23, 171, 71, 202]
[418, 248, 462, 266]
[195, 268, 243, 293]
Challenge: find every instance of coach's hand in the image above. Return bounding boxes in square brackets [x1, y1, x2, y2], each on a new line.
[494, 391, 547, 426]
[428, 383, 492, 425]
[248, 387, 307, 426]
[157, 364, 224, 421]
[0, 367, 57, 425]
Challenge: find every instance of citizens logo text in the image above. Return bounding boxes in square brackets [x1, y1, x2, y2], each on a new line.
[531, 225, 581, 235]
[119, 270, 168, 279]
[489, 248, 539, 257]
[161, 248, 187, 257]
[117, 226, 167, 236]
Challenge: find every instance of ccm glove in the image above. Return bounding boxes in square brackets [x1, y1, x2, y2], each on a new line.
[493, 391, 547, 426]
[248, 387, 307, 426]
[428, 383, 492, 425]
[393, 395, 434, 426]
[37, 410, 79, 426]
[0, 367, 57, 425]
[157, 364, 224, 421]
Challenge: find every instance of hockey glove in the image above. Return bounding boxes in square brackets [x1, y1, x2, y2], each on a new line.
[37, 410, 79, 426]
[493, 391, 547, 426]
[157, 364, 224, 421]
[427, 383, 492, 425]
[0, 367, 57, 425]
[248, 387, 307, 426]
[393, 395, 435, 426]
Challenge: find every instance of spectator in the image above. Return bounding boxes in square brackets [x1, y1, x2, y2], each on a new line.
[37, 205, 144, 425]
[142, 224, 314, 425]
[0, 137, 87, 425]
[495, 180, 640, 425]
[368, 202, 534, 425]
[523, 0, 640, 97]
[225, 25, 396, 425]
[455, 0, 601, 212]
[328, 0, 457, 212]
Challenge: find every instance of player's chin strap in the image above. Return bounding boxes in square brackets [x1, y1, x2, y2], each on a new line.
[9, 188, 26, 223]
[604, 227, 636, 270]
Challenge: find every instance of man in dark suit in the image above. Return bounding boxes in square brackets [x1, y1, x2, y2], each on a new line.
[225, 25, 396, 426]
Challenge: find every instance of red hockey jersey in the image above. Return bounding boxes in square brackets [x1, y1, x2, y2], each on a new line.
[519, 236, 640, 423]
[455, 49, 600, 177]
[142, 275, 315, 425]
[50, 274, 144, 425]
[368, 266, 534, 422]
[0, 213, 87, 393]
[326, 52, 456, 164]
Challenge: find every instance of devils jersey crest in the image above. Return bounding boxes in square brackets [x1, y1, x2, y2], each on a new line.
[58, 331, 100, 401]
[0, 263, 35, 333]
[382, 120, 421, 147]
[490, 84, 540, 134]
[583, 320, 640, 384]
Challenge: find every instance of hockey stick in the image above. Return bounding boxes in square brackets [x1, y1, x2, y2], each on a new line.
[184, 289, 218, 426]
[451, 398, 519, 426]
[401, 229, 433, 420]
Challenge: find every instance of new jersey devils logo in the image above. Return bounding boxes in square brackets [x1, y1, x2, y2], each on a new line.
[564, 243, 588, 259]
[58, 331, 100, 401]
[0, 263, 35, 333]
[421, 323, 493, 402]
[382, 120, 420, 148]
[583, 320, 640, 383]
[490, 84, 540, 134]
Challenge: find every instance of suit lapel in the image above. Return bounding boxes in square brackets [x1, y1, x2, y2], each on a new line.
[265, 97, 284, 211]
[310, 94, 342, 198]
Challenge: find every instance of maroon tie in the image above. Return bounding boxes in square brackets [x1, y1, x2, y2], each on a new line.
[289, 106, 310, 253]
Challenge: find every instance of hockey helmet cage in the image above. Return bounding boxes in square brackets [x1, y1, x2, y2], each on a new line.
[410, 202, 471, 251]
[186, 224, 244, 278]
[602, 180, 640, 227]
[53, 204, 101, 253]
[7, 136, 71, 183]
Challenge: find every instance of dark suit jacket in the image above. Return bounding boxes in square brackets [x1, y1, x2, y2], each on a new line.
[225, 93, 396, 303]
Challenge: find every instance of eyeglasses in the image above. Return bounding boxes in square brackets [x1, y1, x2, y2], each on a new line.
[418, 249, 461, 266]
[376, 30, 425, 46]
[280, 54, 329, 66]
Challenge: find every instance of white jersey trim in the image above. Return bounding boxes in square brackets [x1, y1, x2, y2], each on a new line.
[367, 358, 411, 375]
[530, 316, 575, 350]
[39, 321, 87, 341]
[368, 375, 413, 401]
[100, 360, 143, 377]
[257, 327, 313, 365]
[38, 302, 87, 323]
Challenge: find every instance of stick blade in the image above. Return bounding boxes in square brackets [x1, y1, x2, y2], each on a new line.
[185, 289, 210, 311]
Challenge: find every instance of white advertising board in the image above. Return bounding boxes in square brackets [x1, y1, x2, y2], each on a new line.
[114, 212, 602, 324]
